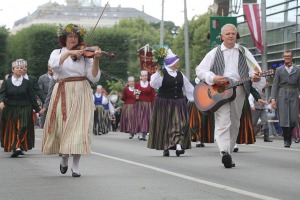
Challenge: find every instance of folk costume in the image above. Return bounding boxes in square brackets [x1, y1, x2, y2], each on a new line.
[148, 49, 194, 156]
[196, 37, 265, 168]
[42, 23, 101, 177]
[188, 77, 214, 147]
[0, 61, 41, 157]
[94, 85, 115, 135]
[134, 70, 156, 140]
[120, 77, 137, 138]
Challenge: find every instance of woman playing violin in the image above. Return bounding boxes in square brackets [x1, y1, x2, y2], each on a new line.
[41, 23, 101, 177]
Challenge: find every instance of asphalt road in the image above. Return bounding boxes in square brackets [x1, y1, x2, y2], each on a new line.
[0, 129, 299, 200]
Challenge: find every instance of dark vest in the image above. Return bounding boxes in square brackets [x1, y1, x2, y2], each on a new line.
[157, 68, 184, 99]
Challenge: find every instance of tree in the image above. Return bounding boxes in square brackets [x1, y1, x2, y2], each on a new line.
[0, 26, 9, 79]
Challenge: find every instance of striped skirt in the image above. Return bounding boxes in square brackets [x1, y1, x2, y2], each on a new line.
[134, 101, 153, 134]
[120, 104, 136, 134]
[147, 97, 191, 150]
[42, 80, 94, 155]
[188, 102, 214, 143]
[94, 105, 110, 134]
[236, 97, 256, 144]
[1, 105, 35, 152]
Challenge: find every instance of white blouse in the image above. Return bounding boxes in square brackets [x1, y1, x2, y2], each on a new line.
[48, 47, 100, 83]
[150, 67, 194, 102]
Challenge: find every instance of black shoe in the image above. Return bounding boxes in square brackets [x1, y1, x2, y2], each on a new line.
[175, 149, 185, 157]
[71, 169, 81, 177]
[11, 150, 19, 158]
[129, 136, 133, 139]
[264, 139, 273, 142]
[284, 141, 291, 148]
[139, 137, 147, 141]
[221, 152, 232, 168]
[60, 164, 68, 174]
[196, 143, 205, 147]
[231, 161, 236, 167]
[233, 147, 239, 152]
[163, 150, 170, 157]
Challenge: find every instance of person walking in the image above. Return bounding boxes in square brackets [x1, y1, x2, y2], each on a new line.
[120, 77, 137, 139]
[196, 23, 265, 168]
[148, 48, 194, 157]
[271, 50, 300, 148]
[134, 70, 156, 141]
[41, 23, 101, 177]
[0, 60, 43, 157]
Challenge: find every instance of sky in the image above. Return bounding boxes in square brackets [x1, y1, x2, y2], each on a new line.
[0, 0, 215, 29]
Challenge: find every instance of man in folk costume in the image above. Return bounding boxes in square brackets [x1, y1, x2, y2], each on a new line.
[148, 48, 194, 156]
[93, 85, 115, 135]
[134, 70, 156, 141]
[196, 24, 265, 168]
[120, 76, 137, 139]
[271, 50, 300, 148]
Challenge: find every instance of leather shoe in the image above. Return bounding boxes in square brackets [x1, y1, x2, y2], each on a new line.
[176, 149, 185, 157]
[163, 150, 170, 157]
[196, 143, 205, 147]
[221, 152, 232, 168]
[60, 164, 68, 174]
[231, 161, 236, 167]
[284, 141, 291, 148]
[71, 169, 81, 177]
[233, 147, 239, 152]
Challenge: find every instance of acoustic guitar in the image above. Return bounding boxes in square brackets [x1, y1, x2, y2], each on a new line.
[194, 69, 274, 114]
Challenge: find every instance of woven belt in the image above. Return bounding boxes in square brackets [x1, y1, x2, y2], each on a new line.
[48, 76, 86, 133]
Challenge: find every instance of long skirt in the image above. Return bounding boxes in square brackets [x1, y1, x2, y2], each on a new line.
[42, 80, 94, 155]
[94, 105, 110, 134]
[1, 105, 35, 152]
[134, 101, 153, 134]
[236, 98, 256, 144]
[147, 97, 191, 150]
[292, 118, 300, 139]
[188, 102, 214, 143]
[120, 104, 136, 134]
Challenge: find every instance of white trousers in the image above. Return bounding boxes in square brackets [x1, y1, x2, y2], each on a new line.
[214, 86, 246, 154]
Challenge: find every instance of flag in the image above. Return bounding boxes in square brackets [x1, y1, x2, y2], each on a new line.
[243, 4, 263, 52]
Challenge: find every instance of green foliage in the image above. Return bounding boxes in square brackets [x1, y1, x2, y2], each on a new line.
[106, 80, 124, 93]
[0, 26, 9, 79]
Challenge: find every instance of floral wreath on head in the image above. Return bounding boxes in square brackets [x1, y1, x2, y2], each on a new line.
[57, 23, 86, 37]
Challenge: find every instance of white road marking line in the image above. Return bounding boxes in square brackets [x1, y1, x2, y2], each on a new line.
[244, 144, 300, 152]
[91, 151, 279, 200]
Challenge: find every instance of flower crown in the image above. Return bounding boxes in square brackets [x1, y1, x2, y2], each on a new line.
[57, 23, 86, 37]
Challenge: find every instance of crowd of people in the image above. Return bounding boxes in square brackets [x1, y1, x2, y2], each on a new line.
[0, 23, 300, 178]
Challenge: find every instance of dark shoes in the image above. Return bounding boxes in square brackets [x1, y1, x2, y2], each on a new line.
[11, 149, 24, 158]
[139, 137, 147, 141]
[60, 164, 68, 174]
[284, 140, 291, 148]
[221, 151, 233, 168]
[71, 169, 81, 177]
[163, 150, 170, 157]
[233, 147, 239, 152]
[176, 149, 185, 157]
[196, 143, 205, 147]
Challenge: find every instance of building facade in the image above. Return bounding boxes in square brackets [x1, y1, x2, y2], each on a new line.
[11, 0, 160, 34]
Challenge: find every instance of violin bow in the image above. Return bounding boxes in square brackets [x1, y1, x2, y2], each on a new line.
[84, 1, 109, 45]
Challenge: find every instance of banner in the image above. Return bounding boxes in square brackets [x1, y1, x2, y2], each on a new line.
[138, 50, 156, 81]
[243, 3, 263, 52]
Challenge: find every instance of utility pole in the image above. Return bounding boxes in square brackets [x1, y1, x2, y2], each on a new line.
[159, 0, 164, 46]
[261, 0, 267, 72]
[183, 0, 190, 80]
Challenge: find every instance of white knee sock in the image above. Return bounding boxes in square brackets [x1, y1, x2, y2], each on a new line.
[72, 154, 81, 174]
[60, 154, 69, 167]
[176, 144, 182, 150]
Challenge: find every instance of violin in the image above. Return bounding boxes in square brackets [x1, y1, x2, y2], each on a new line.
[71, 43, 115, 61]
